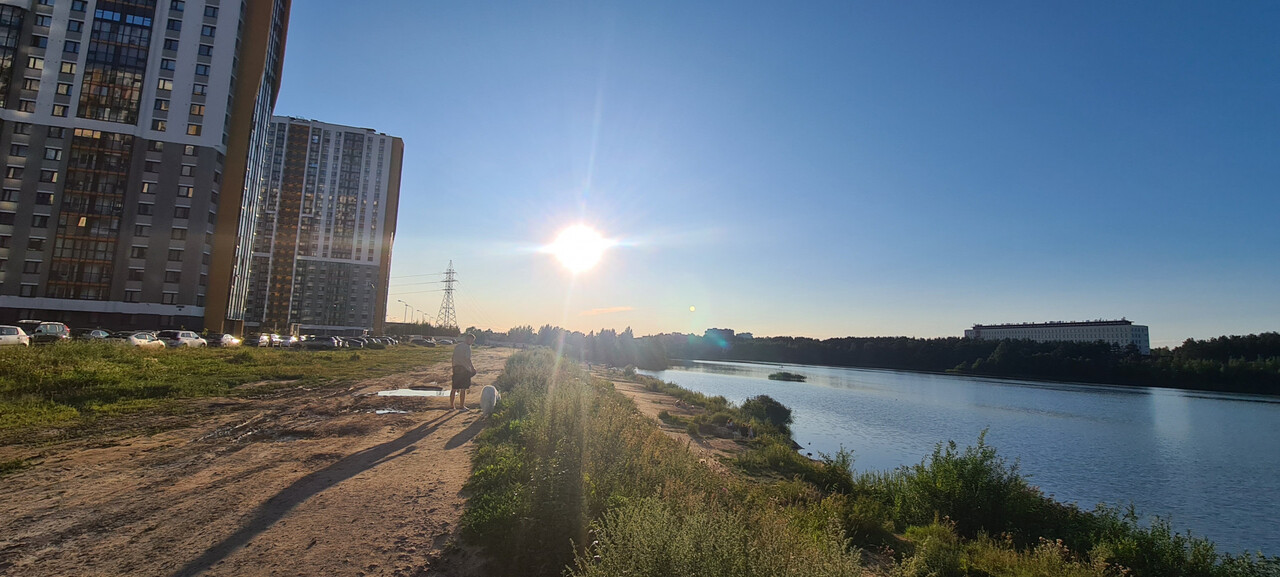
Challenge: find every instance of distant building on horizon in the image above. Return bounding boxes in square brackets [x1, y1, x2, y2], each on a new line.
[964, 319, 1150, 354]
[242, 116, 402, 336]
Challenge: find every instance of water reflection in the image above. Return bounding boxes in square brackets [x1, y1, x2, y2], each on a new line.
[642, 360, 1280, 554]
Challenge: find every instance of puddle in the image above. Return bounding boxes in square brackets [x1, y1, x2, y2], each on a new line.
[377, 389, 450, 397]
[374, 409, 410, 415]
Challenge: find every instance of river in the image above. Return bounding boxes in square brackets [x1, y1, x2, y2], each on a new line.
[640, 360, 1280, 554]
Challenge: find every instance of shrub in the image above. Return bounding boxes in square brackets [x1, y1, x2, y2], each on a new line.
[740, 395, 793, 432]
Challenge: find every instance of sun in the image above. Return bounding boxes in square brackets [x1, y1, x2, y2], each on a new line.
[546, 224, 612, 274]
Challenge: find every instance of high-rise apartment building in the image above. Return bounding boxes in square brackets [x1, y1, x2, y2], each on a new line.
[242, 117, 402, 336]
[965, 319, 1151, 355]
[0, 0, 289, 332]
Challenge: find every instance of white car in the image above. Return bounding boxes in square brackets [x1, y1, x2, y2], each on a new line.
[107, 331, 167, 349]
[210, 333, 242, 347]
[157, 330, 207, 348]
[0, 325, 31, 347]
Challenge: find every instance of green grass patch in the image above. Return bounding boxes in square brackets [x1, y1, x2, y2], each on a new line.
[0, 342, 449, 442]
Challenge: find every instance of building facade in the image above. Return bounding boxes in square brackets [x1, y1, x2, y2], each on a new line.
[242, 117, 401, 336]
[964, 320, 1150, 354]
[0, 0, 289, 332]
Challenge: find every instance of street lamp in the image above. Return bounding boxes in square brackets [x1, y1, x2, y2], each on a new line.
[397, 299, 410, 323]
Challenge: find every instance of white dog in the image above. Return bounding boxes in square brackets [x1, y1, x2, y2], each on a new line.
[479, 385, 500, 415]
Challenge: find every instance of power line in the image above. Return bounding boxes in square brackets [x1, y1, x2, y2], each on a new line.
[388, 289, 444, 296]
[390, 272, 445, 279]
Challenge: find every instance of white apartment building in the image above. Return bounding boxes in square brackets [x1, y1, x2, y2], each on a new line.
[964, 320, 1150, 355]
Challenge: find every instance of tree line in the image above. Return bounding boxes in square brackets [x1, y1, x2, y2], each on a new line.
[471, 325, 1280, 395]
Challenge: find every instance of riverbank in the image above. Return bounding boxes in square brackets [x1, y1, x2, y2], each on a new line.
[460, 350, 1280, 576]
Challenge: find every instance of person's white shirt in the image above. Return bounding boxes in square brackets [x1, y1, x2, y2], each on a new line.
[452, 341, 474, 372]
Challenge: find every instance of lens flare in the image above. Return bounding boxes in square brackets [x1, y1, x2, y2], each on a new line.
[547, 225, 613, 274]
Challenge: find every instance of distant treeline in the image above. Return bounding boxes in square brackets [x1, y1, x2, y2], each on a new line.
[473, 325, 1280, 395]
[663, 329, 1280, 395]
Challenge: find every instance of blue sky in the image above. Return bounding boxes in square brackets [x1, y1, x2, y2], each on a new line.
[274, 1, 1279, 347]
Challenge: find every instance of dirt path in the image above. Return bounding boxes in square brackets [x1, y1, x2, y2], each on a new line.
[600, 372, 746, 463]
[0, 347, 511, 577]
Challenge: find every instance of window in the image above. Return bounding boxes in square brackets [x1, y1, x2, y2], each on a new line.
[160, 58, 176, 71]
[52, 104, 67, 117]
[13, 123, 31, 135]
[18, 100, 36, 112]
[0, 233, 8, 244]
[47, 127, 64, 138]
[154, 98, 169, 111]
[167, 249, 183, 262]
[203, 6, 218, 18]
[137, 202, 153, 215]
[148, 141, 164, 152]
[180, 165, 194, 177]
[0, 213, 11, 225]
[0, 189, 16, 201]
[124, 290, 140, 302]
[59, 62, 75, 74]
[28, 238, 44, 251]
[56, 82, 71, 95]
[27, 57, 43, 70]
[174, 206, 190, 218]
[178, 185, 193, 197]
[192, 83, 206, 95]
[151, 120, 167, 131]
[128, 268, 144, 281]
[200, 25, 215, 38]
[157, 78, 173, 91]
[141, 182, 156, 194]
[144, 161, 160, 172]
[36, 193, 53, 205]
[162, 293, 178, 304]
[164, 270, 181, 283]
[189, 104, 204, 116]
[194, 64, 209, 76]
[5, 167, 22, 178]
[31, 215, 48, 227]
[63, 40, 79, 54]
[133, 225, 149, 237]
[171, 228, 187, 240]
[167, 19, 181, 31]
[30, 36, 48, 49]
[20, 285, 36, 297]
[183, 145, 196, 156]
[39, 170, 58, 183]
[163, 38, 179, 51]
[170, 0, 184, 11]
[186, 124, 201, 136]
[68, 20, 83, 32]
[22, 78, 39, 91]
[198, 44, 214, 57]
[9, 144, 26, 157]
[129, 246, 147, 259]
[72, 0, 86, 11]
[35, 14, 52, 26]
[23, 261, 40, 274]
[44, 148, 61, 161]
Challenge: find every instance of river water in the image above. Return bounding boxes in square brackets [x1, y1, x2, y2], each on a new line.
[640, 360, 1280, 554]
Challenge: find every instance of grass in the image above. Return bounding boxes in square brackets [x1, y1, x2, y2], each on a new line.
[0, 342, 450, 442]
[463, 350, 1280, 577]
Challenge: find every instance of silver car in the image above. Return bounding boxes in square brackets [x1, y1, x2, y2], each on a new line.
[157, 330, 208, 348]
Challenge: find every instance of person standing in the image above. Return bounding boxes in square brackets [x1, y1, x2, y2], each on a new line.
[450, 333, 477, 410]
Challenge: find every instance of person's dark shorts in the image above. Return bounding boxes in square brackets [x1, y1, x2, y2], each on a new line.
[452, 366, 472, 389]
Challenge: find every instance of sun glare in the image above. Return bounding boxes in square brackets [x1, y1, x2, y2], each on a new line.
[547, 225, 612, 274]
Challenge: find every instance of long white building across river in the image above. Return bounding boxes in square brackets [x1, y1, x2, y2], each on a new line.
[964, 320, 1150, 354]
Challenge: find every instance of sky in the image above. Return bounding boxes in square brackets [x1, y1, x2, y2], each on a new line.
[273, 1, 1280, 348]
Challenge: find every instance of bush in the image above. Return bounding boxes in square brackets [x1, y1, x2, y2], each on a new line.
[740, 395, 793, 433]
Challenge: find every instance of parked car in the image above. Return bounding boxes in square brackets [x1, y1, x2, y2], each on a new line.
[15, 320, 71, 345]
[73, 328, 112, 340]
[0, 325, 31, 347]
[410, 337, 435, 347]
[157, 330, 207, 348]
[304, 336, 341, 350]
[437, 339, 454, 345]
[107, 331, 166, 349]
[208, 333, 242, 347]
[340, 337, 365, 349]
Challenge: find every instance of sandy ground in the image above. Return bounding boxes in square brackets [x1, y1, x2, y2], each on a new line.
[0, 347, 512, 577]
